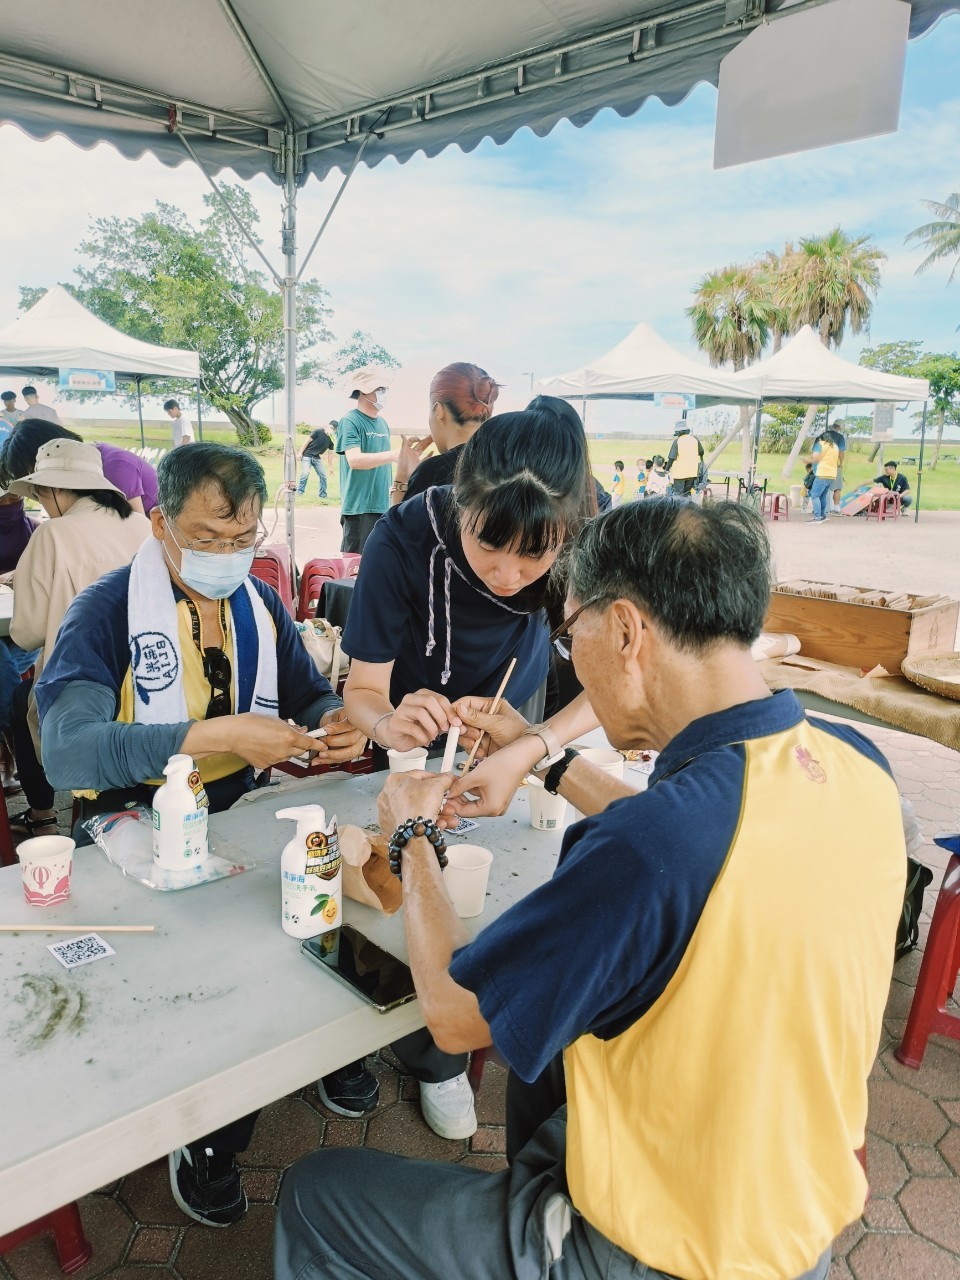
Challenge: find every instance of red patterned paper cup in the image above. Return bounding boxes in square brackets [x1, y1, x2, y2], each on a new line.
[19, 835, 75, 906]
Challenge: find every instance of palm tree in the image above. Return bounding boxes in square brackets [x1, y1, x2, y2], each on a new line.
[687, 263, 777, 472]
[906, 189, 960, 282]
[778, 227, 886, 477]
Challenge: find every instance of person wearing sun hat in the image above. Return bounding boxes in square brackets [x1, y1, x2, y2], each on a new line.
[4, 438, 151, 837]
[335, 366, 399, 554]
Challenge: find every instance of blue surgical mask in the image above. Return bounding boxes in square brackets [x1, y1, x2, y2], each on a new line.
[163, 520, 256, 600]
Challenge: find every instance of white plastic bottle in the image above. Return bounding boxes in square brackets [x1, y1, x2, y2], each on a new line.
[152, 754, 209, 870]
[278, 805, 341, 939]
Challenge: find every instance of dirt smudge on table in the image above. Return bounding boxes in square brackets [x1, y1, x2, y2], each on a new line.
[9, 973, 87, 1050]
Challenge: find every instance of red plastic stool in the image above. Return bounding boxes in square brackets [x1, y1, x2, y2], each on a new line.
[0, 787, 17, 868]
[769, 493, 790, 521]
[0, 1202, 92, 1275]
[896, 839, 960, 1069]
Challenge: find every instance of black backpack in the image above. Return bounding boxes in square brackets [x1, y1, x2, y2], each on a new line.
[895, 857, 933, 959]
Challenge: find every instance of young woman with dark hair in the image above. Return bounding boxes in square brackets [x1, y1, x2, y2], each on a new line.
[340, 404, 605, 1142]
[390, 361, 500, 505]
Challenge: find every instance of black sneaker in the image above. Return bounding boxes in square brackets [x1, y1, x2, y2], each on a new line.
[168, 1144, 248, 1227]
[316, 1059, 380, 1117]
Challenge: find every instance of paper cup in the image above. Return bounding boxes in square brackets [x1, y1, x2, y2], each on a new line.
[526, 776, 567, 831]
[388, 747, 428, 774]
[579, 747, 625, 779]
[443, 844, 493, 918]
[19, 835, 75, 907]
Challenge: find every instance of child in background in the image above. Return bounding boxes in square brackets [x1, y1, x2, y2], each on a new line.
[802, 462, 815, 512]
[645, 455, 671, 498]
[636, 458, 648, 501]
[611, 461, 625, 507]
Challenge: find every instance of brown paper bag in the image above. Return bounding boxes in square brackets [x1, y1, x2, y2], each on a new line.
[340, 825, 403, 915]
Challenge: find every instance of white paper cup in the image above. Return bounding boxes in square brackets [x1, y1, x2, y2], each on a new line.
[19, 835, 75, 907]
[579, 747, 625, 779]
[388, 747, 428, 774]
[526, 776, 567, 830]
[443, 844, 493, 918]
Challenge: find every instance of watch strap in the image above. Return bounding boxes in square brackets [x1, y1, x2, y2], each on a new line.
[523, 722, 564, 769]
[543, 748, 579, 795]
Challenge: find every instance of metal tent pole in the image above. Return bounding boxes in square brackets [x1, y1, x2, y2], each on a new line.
[282, 130, 298, 570]
[135, 377, 145, 450]
[750, 399, 763, 485]
[195, 381, 204, 442]
[915, 400, 927, 524]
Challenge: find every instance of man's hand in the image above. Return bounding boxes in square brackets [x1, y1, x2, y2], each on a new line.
[378, 770, 455, 837]
[452, 697, 528, 760]
[314, 708, 366, 762]
[186, 714, 322, 770]
[388, 690, 460, 751]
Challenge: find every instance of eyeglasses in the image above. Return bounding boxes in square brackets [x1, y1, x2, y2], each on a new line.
[162, 509, 266, 555]
[549, 595, 609, 662]
[203, 646, 232, 719]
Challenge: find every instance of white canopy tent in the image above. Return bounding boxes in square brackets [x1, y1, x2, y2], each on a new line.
[0, 285, 202, 447]
[725, 325, 931, 516]
[535, 321, 757, 407]
[0, 0, 954, 550]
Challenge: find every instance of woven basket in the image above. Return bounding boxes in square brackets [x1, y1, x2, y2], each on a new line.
[901, 652, 960, 702]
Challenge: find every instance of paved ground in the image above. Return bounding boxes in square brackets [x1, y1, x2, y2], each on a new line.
[4, 500, 959, 1279]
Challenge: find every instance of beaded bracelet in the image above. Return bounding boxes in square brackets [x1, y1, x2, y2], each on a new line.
[387, 816, 448, 880]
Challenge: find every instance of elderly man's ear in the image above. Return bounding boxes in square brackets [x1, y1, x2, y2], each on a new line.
[609, 599, 647, 666]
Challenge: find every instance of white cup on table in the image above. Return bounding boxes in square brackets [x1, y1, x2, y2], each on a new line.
[569, 746, 625, 822]
[526, 776, 567, 831]
[19, 835, 75, 906]
[442, 844, 493, 918]
[387, 747, 428, 774]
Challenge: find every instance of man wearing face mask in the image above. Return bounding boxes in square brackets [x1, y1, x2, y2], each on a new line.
[34, 444, 369, 1229]
[336, 367, 400, 554]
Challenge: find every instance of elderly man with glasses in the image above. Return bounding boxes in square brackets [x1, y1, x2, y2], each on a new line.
[35, 442, 367, 1230]
[277, 499, 905, 1280]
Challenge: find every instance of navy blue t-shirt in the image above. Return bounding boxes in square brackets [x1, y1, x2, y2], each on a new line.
[343, 487, 549, 708]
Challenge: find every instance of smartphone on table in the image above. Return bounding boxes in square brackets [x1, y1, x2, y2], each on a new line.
[301, 924, 417, 1014]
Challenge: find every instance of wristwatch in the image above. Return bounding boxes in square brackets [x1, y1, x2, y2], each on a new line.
[522, 722, 565, 771]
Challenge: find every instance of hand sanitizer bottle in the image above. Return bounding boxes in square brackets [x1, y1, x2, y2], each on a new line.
[278, 805, 341, 939]
[153, 754, 209, 870]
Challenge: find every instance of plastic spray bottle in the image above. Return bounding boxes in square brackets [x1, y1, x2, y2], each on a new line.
[152, 754, 209, 870]
[278, 805, 342, 939]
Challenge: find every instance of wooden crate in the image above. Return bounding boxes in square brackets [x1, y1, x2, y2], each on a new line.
[764, 583, 960, 672]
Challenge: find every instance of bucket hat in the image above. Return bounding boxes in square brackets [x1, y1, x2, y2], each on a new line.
[7, 438, 121, 497]
[346, 367, 390, 396]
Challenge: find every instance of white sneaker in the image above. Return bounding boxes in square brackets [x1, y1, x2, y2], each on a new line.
[419, 1073, 478, 1139]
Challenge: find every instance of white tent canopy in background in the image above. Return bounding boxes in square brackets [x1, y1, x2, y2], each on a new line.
[0, 286, 200, 382]
[535, 321, 756, 403]
[726, 324, 930, 404]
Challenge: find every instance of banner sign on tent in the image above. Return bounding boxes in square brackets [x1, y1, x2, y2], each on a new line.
[59, 367, 116, 392]
[654, 392, 696, 409]
[872, 402, 896, 442]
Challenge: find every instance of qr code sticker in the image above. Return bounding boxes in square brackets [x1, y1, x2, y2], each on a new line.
[447, 817, 480, 836]
[47, 933, 116, 970]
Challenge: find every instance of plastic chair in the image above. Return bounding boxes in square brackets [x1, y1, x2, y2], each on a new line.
[896, 840, 960, 1069]
[250, 544, 295, 616]
[0, 787, 16, 868]
[297, 557, 347, 621]
[0, 1203, 92, 1275]
[769, 493, 790, 521]
[340, 553, 361, 578]
[868, 492, 901, 522]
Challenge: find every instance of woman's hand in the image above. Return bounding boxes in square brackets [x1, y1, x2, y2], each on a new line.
[395, 434, 435, 484]
[387, 690, 460, 751]
[452, 697, 528, 760]
[186, 714, 322, 770]
[313, 708, 367, 762]
[378, 770, 455, 837]
[440, 737, 543, 823]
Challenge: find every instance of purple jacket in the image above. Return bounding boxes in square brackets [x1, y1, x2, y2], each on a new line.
[0, 499, 37, 573]
[95, 443, 159, 513]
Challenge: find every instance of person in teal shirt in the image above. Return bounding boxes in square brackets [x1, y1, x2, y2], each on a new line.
[336, 368, 399, 553]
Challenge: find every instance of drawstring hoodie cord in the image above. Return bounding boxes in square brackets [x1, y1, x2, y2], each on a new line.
[423, 488, 527, 687]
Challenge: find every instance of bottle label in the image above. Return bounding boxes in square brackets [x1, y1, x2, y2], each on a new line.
[304, 829, 341, 882]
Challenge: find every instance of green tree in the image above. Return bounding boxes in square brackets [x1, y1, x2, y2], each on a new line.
[687, 262, 778, 472]
[777, 227, 886, 477]
[20, 189, 398, 446]
[912, 353, 960, 470]
[906, 189, 960, 284]
[759, 403, 828, 454]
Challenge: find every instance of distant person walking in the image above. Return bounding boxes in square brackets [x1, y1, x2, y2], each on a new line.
[611, 460, 625, 507]
[163, 399, 195, 448]
[666, 421, 703, 497]
[335, 368, 399, 554]
[0, 392, 22, 436]
[297, 422, 335, 499]
[804, 429, 841, 524]
[824, 425, 846, 513]
[20, 386, 60, 425]
[645, 455, 671, 498]
[875, 460, 912, 510]
[635, 458, 647, 500]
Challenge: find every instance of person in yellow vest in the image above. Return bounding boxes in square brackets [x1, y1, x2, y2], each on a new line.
[665, 420, 703, 496]
[276, 499, 904, 1280]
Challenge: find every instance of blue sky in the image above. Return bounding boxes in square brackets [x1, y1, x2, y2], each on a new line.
[0, 11, 957, 436]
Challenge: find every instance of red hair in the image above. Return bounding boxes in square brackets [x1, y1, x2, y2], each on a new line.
[429, 363, 500, 427]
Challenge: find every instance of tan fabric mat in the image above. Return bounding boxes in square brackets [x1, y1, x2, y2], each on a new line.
[761, 656, 960, 751]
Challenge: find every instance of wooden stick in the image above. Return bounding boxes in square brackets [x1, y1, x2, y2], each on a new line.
[0, 924, 156, 933]
[459, 657, 518, 775]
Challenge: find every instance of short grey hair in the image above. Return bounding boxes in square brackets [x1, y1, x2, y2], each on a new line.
[157, 443, 267, 521]
[561, 499, 772, 652]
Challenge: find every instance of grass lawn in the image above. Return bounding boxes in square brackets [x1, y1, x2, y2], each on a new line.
[79, 420, 960, 511]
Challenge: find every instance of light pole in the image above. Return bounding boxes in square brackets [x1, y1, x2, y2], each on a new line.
[521, 371, 536, 396]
